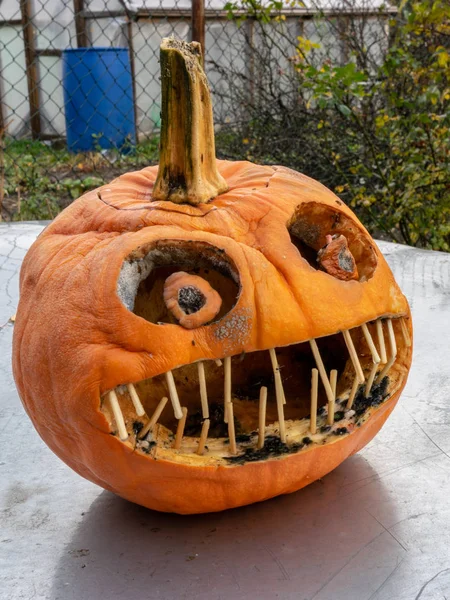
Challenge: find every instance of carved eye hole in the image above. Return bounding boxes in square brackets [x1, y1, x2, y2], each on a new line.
[288, 202, 377, 282]
[163, 272, 222, 329]
[117, 240, 240, 327]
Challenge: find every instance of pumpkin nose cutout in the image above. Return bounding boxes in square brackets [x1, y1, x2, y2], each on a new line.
[163, 272, 222, 329]
[317, 234, 359, 281]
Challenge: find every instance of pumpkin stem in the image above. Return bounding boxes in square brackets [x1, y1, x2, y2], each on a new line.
[152, 38, 228, 205]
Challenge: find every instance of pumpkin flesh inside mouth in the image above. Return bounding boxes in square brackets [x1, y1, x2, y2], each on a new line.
[101, 316, 411, 466]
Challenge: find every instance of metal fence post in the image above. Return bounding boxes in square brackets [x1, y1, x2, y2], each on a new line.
[73, 0, 88, 48]
[126, 17, 139, 143]
[0, 68, 5, 135]
[20, 0, 41, 139]
[245, 19, 255, 108]
[191, 0, 205, 65]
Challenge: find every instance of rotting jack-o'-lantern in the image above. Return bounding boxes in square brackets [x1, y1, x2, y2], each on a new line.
[12, 38, 412, 514]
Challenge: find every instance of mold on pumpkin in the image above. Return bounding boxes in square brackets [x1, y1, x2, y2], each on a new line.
[12, 38, 412, 514]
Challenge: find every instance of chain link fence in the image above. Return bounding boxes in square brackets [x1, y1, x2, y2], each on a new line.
[0, 0, 397, 221]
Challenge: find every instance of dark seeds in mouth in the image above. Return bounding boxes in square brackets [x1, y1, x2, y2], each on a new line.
[185, 403, 241, 438]
[224, 377, 392, 465]
[140, 440, 156, 454]
[353, 377, 390, 417]
[132, 421, 144, 436]
[225, 436, 306, 465]
[333, 427, 349, 436]
[235, 434, 252, 443]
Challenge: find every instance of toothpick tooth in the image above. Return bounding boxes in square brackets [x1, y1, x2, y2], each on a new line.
[165, 371, 183, 420]
[376, 318, 397, 383]
[309, 339, 335, 405]
[361, 323, 381, 364]
[365, 362, 378, 398]
[399, 317, 412, 347]
[127, 383, 146, 417]
[269, 348, 286, 404]
[269, 348, 286, 442]
[328, 369, 337, 425]
[376, 356, 396, 383]
[139, 396, 168, 439]
[215, 359, 223, 367]
[342, 330, 365, 384]
[258, 386, 268, 449]
[361, 322, 381, 398]
[227, 402, 237, 455]
[174, 407, 188, 450]
[386, 317, 398, 362]
[376, 319, 387, 364]
[330, 369, 338, 398]
[346, 376, 359, 410]
[224, 356, 231, 424]
[108, 390, 128, 441]
[277, 402, 286, 443]
[310, 368, 318, 435]
[197, 419, 210, 455]
[197, 361, 209, 420]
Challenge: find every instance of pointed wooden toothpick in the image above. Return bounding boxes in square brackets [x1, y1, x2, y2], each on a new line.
[258, 386, 268, 449]
[399, 317, 412, 347]
[376, 319, 387, 364]
[310, 368, 318, 435]
[227, 402, 237, 455]
[108, 390, 128, 441]
[309, 339, 335, 405]
[165, 371, 183, 420]
[376, 319, 397, 383]
[365, 362, 378, 398]
[174, 407, 188, 450]
[127, 383, 146, 417]
[269, 348, 286, 405]
[269, 348, 286, 443]
[224, 356, 231, 423]
[139, 396, 168, 439]
[328, 369, 337, 425]
[197, 361, 209, 419]
[361, 323, 381, 365]
[346, 376, 359, 410]
[342, 330, 365, 384]
[197, 419, 210, 455]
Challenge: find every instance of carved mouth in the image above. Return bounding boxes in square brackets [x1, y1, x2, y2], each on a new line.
[101, 316, 411, 465]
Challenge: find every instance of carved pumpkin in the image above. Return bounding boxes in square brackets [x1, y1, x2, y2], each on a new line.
[12, 39, 412, 514]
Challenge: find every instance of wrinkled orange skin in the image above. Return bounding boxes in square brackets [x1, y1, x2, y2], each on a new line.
[12, 161, 412, 514]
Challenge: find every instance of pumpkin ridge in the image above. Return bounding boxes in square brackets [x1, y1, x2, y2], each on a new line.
[96, 190, 219, 218]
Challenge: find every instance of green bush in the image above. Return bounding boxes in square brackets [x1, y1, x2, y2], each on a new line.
[217, 0, 450, 250]
[0, 138, 159, 222]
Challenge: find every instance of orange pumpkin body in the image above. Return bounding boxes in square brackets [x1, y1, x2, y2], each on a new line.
[12, 160, 412, 513]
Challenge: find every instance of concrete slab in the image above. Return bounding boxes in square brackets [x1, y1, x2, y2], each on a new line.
[1, 222, 449, 600]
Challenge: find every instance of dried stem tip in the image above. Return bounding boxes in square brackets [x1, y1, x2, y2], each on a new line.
[153, 38, 228, 205]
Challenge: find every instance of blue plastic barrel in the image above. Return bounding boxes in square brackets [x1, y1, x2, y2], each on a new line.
[62, 48, 136, 152]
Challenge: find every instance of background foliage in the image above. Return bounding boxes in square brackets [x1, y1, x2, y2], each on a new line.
[217, 0, 450, 250]
[1, 0, 449, 251]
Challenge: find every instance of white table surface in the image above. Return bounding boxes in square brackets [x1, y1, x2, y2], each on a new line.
[1, 222, 449, 600]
